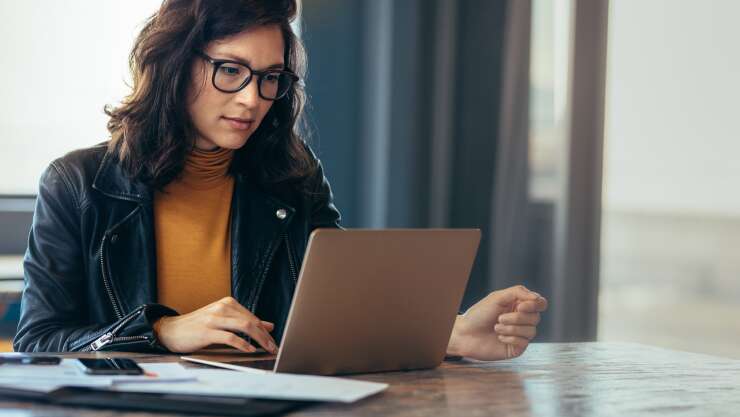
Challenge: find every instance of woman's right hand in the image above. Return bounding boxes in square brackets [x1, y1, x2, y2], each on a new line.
[152, 297, 277, 354]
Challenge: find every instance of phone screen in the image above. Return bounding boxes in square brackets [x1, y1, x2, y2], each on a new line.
[77, 358, 144, 375]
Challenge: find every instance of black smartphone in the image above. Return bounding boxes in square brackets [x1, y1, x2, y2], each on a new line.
[76, 358, 144, 375]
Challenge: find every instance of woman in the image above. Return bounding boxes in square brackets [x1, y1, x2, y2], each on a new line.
[13, 0, 547, 360]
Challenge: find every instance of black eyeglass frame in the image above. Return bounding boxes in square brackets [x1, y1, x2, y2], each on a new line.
[196, 51, 300, 100]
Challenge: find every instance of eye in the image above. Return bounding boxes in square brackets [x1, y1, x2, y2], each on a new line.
[218, 64, 242, 76]
[263, 72, 280, 83]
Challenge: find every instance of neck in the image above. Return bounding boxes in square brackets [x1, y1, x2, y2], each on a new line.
[175, 147, 235, 190]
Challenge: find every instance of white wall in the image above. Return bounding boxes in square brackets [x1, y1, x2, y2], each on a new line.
[0, 1, 162, 194]
[605, 0, 740, 216]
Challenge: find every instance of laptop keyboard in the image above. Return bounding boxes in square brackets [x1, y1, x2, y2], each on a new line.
[229, 359, 276, 370]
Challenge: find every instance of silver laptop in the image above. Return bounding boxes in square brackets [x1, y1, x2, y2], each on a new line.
[185, 228, 480, 375]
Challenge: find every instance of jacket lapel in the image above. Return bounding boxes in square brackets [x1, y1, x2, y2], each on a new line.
[92, 151, 153, 204]
[92, 151, 157, 312]
[230, 173, 295, 310]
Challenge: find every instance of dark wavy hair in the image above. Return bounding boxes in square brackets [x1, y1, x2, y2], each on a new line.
[105, 0, 316, 191]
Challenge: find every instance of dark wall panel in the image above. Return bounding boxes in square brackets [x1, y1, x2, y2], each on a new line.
[301, 0, 364, 227]
[449, 0, 509, 307]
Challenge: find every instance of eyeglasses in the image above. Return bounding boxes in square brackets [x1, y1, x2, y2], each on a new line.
[197, 51, 299, 100]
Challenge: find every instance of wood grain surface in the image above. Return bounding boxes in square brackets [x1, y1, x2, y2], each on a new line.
[1, 342, 738, 416]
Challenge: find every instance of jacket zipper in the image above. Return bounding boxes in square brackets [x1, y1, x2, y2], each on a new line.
[86, 335, 149, 352]
[97, 204, 143, 320]
[99, 233, 124, 320]
[284, 231, 298, 286]
[89, 197, 142, 320]
[81, 189, 152, 352]
[249, 239, 279, 312]
[79, 306, 148, 352]
[249, 231, 297, 311]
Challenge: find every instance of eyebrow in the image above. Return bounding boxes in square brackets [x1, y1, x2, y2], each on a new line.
[213, 52, 285, 70]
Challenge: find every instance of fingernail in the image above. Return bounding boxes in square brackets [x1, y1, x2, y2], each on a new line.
[268, 342, 277, 353]
[494, 324, 502, 331]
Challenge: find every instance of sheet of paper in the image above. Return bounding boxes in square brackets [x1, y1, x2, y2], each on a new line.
[113, 368, 388, 403]
[0, 359, 111, 388]
[112, 363, 195, 384]
[0, 359, 87, 380]
[0, 378, 111, 391]
[0, 360, 195, 391]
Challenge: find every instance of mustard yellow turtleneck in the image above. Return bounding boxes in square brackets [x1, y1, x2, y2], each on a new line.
[154, 147, 235, 314]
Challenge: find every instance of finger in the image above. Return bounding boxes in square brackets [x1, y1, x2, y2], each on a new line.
[209, 330, 256, 353]
[217, 318, 278, 354]
[260, 321, 275, 331]
[488, 285, 540, 307]
[498, 334, 529, 348]
[223, 301, 279, 335]
[245, 323, 278, 353]
[494, 324, 537, 340]
[497, 335, 530, 358]
[212, 298, 278, 352]
[218, 297, 259, 317]
[498, 312, 540, 326]
[515, 297, 548, 313]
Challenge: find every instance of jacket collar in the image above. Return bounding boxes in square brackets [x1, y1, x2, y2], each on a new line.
[92, 150, 153, 204]
[91, 148, 297, 213]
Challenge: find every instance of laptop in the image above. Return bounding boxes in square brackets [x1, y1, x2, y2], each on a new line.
[184, 228, 480, 375]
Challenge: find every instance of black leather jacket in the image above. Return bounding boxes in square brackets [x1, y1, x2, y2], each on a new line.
[13, 142, 341, 352]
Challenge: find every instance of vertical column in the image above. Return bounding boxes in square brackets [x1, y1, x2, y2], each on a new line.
[551, 0, 609, 341]
[357, 0, 393, 228]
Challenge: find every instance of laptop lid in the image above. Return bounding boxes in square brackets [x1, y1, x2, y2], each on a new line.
[274, 228, 480, 375]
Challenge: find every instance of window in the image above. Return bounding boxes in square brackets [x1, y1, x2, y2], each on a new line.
[0, 1, 162, 194]
[599, 0, 740, 359]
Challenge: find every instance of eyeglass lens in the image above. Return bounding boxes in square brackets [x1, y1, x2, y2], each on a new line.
[214, 63, 292, 99]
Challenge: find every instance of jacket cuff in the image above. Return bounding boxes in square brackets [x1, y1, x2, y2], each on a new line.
[142, 303, 179, 327]
[99, 303, 179, 353]
[142, 303, 179, 352]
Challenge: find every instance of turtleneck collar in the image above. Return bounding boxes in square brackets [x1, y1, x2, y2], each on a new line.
[179, 146, 235, 189]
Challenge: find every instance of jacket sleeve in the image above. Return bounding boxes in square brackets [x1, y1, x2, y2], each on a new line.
[13, 162, 177, 353]
[307, 152, 342, 230]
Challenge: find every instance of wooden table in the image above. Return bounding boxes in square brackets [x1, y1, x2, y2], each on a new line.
[1, 342, 738, 416]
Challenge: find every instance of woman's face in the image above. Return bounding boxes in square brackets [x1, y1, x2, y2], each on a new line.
[187, 24, 285, 151]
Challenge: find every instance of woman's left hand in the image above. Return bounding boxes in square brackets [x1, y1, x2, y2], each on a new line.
[446, 285, 548, 361]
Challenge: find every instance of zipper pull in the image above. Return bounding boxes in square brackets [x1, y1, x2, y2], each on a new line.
[90, 332, 114, 351]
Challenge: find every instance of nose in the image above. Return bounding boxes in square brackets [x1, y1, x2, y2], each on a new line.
[233, 77, 262, 108]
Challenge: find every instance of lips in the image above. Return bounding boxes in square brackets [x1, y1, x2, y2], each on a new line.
[222, 116, 254, 130]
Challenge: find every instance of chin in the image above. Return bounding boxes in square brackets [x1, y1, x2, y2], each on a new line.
[214, 132, 252, 150]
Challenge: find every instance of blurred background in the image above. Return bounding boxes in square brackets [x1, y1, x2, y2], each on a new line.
[0, 0, 738, 357]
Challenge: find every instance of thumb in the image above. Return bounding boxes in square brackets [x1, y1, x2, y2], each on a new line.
[490, 285, 539, 307]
